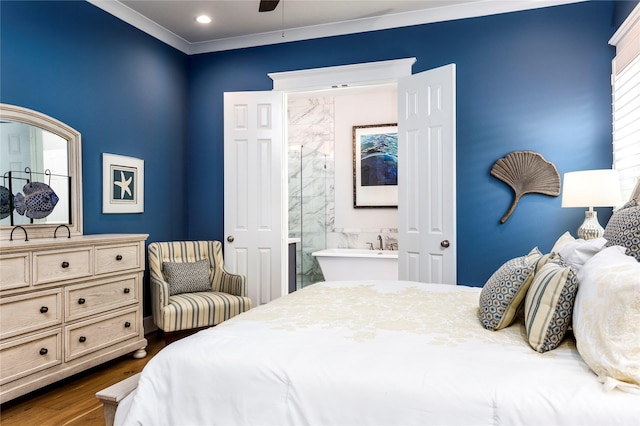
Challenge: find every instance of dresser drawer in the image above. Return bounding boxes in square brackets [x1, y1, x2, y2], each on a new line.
[0, 289, 62, 340]
[0, 329, 62, 385]
[0, 253, 30, 291]
[95, 243, 141, 275]
[66, 275, 139, 322]
[33, 248, 93, 285]
[65, 307, 140, 362]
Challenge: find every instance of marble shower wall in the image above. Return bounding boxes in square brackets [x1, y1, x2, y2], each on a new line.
[288, 96, 333, 287]
[288, 95, 398, 288]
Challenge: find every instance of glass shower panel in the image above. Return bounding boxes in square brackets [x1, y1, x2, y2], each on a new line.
[300, 146, 327, 287]
[288, 144, 327, 289]
[288, 145, 303, 289]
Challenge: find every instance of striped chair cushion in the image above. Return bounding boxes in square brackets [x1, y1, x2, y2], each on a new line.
[161, 292, 252, 333]
[524, 259, 578, 353]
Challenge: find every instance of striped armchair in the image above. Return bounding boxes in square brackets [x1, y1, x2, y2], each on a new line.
[148, 241, 252, 334]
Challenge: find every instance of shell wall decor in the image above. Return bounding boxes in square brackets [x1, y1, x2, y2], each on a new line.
[490, 151, 561, 223]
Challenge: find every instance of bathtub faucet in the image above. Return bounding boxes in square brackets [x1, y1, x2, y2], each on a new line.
[377, 235, 383, 250]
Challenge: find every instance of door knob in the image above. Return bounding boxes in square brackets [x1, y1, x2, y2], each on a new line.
[227, 236, 234, 243]
[441, 240, 450, 248]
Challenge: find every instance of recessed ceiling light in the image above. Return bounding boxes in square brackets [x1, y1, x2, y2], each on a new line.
[195, 15, 211, 24]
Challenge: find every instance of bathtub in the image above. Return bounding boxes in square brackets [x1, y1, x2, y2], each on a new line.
[312, 248, 398, 281]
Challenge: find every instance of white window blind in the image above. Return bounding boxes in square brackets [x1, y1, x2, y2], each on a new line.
[610, 3, 640, 203]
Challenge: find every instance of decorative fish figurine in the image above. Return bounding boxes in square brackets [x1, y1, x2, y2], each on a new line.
[0, 185, 13, 220]
[15, 182, 59, 219]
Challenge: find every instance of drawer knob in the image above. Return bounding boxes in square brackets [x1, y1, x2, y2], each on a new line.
[123, 288, 130, 294]
[78, 298, 86, 305]
[124, 321, 131, 328]
[40, 306, 49, 314]
[39, 348, 48, 356]
[79, 336, 86, 343]
[116, 254, 123, 261]
[61, 261, 70, 268]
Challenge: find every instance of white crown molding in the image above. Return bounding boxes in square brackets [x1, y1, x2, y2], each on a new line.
[269, 58, 416, 91]
[88, 0, 586, 55]
[609, 2, 640, 45]
[87, 0, 191, 53]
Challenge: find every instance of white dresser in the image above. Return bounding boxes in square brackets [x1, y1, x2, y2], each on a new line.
[0, 233, 148, 403]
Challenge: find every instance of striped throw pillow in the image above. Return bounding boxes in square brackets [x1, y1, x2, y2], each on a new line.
[524, 259, 578, 352]
[478, 247, 543, 331]
[163, 259, 212, 295]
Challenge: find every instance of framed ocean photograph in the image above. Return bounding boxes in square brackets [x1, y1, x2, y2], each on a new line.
[102, 153, 144, 213]
[352, 123, 398, 208]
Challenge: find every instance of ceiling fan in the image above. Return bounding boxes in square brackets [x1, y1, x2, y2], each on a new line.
[259, 0, 280, 12]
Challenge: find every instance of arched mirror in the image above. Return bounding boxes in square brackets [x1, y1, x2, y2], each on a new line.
[0, 104, 83, 240]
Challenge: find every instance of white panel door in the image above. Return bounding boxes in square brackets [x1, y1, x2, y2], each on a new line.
[224, 91, 286, 306]
[398, 64, 456, 284]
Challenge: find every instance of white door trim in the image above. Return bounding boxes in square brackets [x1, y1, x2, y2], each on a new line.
[268, 58, 416, 91]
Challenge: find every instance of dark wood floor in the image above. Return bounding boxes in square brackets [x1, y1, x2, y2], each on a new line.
[0, 332, 166, 426]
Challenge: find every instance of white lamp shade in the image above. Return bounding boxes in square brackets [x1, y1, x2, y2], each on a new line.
[561, 169, 623, 208]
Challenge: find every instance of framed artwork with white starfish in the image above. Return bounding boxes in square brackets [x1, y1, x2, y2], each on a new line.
[102, 153, 144, 213]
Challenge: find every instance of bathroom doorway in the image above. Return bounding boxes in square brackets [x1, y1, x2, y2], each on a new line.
[287, 84, 399, 289]
[224, 59, 456, 305]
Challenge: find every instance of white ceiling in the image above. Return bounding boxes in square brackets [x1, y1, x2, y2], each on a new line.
[88, 0, 584, 54]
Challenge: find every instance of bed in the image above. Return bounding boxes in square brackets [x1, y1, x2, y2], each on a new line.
[101, 187, 640, 425]
[106, 276, 638, 424]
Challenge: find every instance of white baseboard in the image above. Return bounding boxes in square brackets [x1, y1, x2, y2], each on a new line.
[143, 316, 158, 335]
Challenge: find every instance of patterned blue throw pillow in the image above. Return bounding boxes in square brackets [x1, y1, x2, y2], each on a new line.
[163, 259, 212, 295]
[478, 247, 543, 331]
[604, 205, 640, 261]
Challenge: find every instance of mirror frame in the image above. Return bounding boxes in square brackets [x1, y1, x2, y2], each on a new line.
[0, 103, 83, 241]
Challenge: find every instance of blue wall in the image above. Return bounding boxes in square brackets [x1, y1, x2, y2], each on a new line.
[187, 1, 620, 286]
[1, 0, 189, 244]
[1, 1, 632, 290]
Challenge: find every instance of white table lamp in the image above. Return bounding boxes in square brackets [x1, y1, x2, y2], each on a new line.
[561, 169, 623, 240]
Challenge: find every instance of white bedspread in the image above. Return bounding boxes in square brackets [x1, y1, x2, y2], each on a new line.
[117, 281, 640, 425]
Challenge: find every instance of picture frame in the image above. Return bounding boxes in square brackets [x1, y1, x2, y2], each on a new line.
[102, 153, 144, 214]
[352, 123, 398, 208]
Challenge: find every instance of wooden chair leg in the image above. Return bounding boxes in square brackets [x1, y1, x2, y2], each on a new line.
[160, 327, 208, 345]
[158, 330, 177, 345]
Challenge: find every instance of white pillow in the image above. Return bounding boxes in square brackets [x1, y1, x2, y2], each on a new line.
[557, 237, 607, 271]
[550, 231, 575, 253]
[574, 246, 640, 393]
